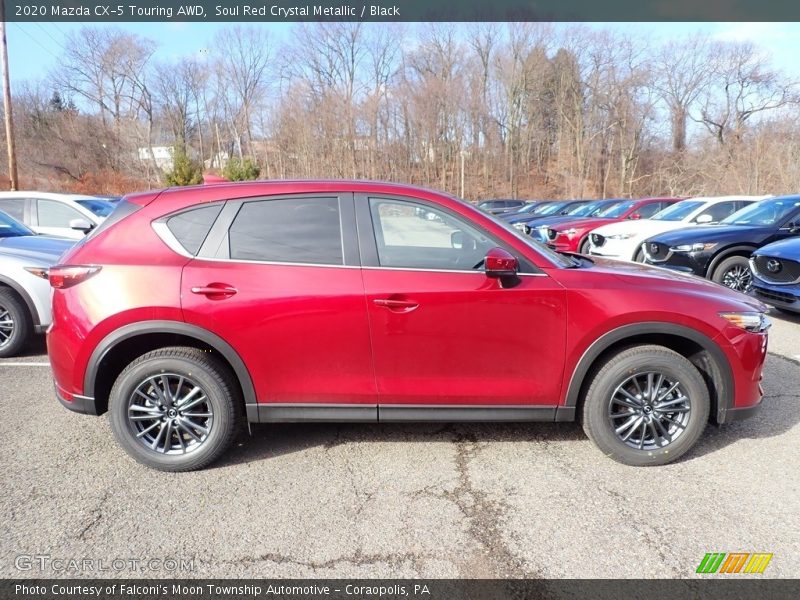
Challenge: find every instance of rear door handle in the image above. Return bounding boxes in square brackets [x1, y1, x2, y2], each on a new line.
[190, 284, 238, 298]
[373, 298, 419, 313]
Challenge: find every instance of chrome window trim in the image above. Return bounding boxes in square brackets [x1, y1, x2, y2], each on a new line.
[152, 221, 194, 259]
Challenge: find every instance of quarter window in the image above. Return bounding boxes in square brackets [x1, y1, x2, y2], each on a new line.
[369, 199, 495, 271]
[166, 204, 223, 255]
[229, 197, 343, 265]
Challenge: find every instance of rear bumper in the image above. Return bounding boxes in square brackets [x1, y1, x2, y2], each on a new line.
[723, 398, 763, 423]
[55, 383, 99, 416]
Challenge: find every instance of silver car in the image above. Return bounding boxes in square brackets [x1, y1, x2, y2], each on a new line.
[0, 211, 73, 357]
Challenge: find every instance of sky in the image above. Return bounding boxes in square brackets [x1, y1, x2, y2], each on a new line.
[6, 21, 800, 84]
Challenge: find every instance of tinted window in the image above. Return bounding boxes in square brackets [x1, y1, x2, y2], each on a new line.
[167, 204, 223, 255]
[229, 197, 343, 264]
[634, 203, 664, 219]
[370, 199, 496, 271]
[0, 198, 25, 221]
[693, 201, 738, 223]
[37, 199, 85, 227]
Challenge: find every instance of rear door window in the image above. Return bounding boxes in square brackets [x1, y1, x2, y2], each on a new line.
[36, 199, 85, 227]
[228, 197, 343, 265]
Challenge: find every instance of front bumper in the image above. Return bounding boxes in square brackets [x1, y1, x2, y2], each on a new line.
[55, 383, 99, 416]
[723, 397, 764, 422]
[750, 278, 800, 314]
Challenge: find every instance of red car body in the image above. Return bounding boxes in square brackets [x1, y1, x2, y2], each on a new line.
[47, 181, 768, 469]
[546, 197, 682, 253]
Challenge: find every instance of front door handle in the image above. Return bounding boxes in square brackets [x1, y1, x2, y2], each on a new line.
[373, 298, 419, 313]
[190, 284, 238, 298]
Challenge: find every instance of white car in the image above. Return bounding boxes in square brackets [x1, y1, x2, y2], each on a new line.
[0, 192, 115, 240]
[587, 196, 770, 261]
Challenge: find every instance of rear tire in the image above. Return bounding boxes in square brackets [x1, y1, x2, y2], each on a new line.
[109, 346, 241, 472]
[711, 255, 752, 291]
[0, 288, 32, 358]
[581, 345, 709, 466]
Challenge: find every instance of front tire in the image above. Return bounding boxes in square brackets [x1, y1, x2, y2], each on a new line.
[581, 345, 709, 466]
[109, 347, 241, 472]
[711, 255, 752, 291]
[578, 238, 591, 255]
[0, 288, 32, 358]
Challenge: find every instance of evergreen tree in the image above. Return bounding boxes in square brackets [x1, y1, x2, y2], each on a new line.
[164, 145, 203, 186]
[222, 157, 261, 181]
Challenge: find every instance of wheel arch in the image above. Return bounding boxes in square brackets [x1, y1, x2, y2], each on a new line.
[705, 245, 757, 277]
[84, 321, 256, 418]
[564, 322, 734, 424]
[0, 274, 41, 327]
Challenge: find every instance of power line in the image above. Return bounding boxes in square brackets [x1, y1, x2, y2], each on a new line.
[9, 23, 60, 61]
[32, 22, 67, 53]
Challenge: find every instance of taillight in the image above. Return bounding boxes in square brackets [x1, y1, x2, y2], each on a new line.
[49, 265, 102, 289]
[23, 267, 50, 280]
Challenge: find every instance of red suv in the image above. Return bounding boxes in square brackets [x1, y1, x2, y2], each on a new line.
[48, 181, 770, 471]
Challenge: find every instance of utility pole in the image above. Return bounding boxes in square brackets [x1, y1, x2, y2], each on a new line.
[0, 1, 18, 190]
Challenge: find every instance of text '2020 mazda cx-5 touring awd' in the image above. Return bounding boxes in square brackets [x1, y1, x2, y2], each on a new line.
[48, 181, 770, 471]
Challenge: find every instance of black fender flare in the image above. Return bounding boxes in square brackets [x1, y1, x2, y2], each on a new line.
[84, 320, 257, 408]
[0, 274, 41, 326]
[564, 321, 734, 423]
[706, 245, 757, 277]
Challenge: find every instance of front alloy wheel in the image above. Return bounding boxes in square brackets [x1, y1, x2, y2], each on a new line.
[712, 255, 752, 292]
[582, 345, 709, 466]
[608, 372, 691, 451]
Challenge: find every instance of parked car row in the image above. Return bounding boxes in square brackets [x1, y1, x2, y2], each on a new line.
[507, 193, 800, 311]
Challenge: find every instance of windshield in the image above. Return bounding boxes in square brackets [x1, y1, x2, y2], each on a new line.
[569, 200, 621, 217]
[595, 200, 636, 218]
[652, 200, 705, 222]
[0, 210, 34, 237]
[76, 199, 115, 217]
[520, 202, 553, 215]
[534, 202, 568, 216]
[721, 197, 800, 226]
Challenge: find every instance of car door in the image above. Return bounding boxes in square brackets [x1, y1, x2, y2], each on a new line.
[0, 198, 28, 227]
[179, 193, 378, 421]
[34, 199, 90, 239]
[356, 194, 568, 417]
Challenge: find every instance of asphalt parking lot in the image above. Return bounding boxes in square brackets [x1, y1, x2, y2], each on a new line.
[1, 310, 798, 580]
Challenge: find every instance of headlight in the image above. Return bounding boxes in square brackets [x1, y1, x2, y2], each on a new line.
[535, 224, 549, 231]
[719, 312, 771, 333]
[607, 233, 635, 240]
[562, 228, 578, 235]
[513, 222, 526, 231]
[672, 242, 718, 253]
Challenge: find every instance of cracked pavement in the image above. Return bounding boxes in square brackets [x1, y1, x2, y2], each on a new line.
[1, 309, 798, 579]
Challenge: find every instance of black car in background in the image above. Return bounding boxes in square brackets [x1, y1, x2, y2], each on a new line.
[641, 195, 800, 291]
[476, 199, 529, 215]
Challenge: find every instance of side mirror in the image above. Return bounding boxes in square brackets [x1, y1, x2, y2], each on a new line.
[69, 218, 94, 233]
[695, 214, 713, 224]
[788, 223, 800, 234]
[451, 231, 464, 249]
[484, 247, 518, 278]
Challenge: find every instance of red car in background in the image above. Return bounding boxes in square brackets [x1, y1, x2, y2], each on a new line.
[546, 197, 682, 254]
[47, 181, 768, 471]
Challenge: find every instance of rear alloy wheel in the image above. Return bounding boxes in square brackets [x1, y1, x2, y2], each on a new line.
[109, 347, 240, 471]
[582, 345, 709, 466]
[712, 255, 752, 292]
[0, 288, 32, 358]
